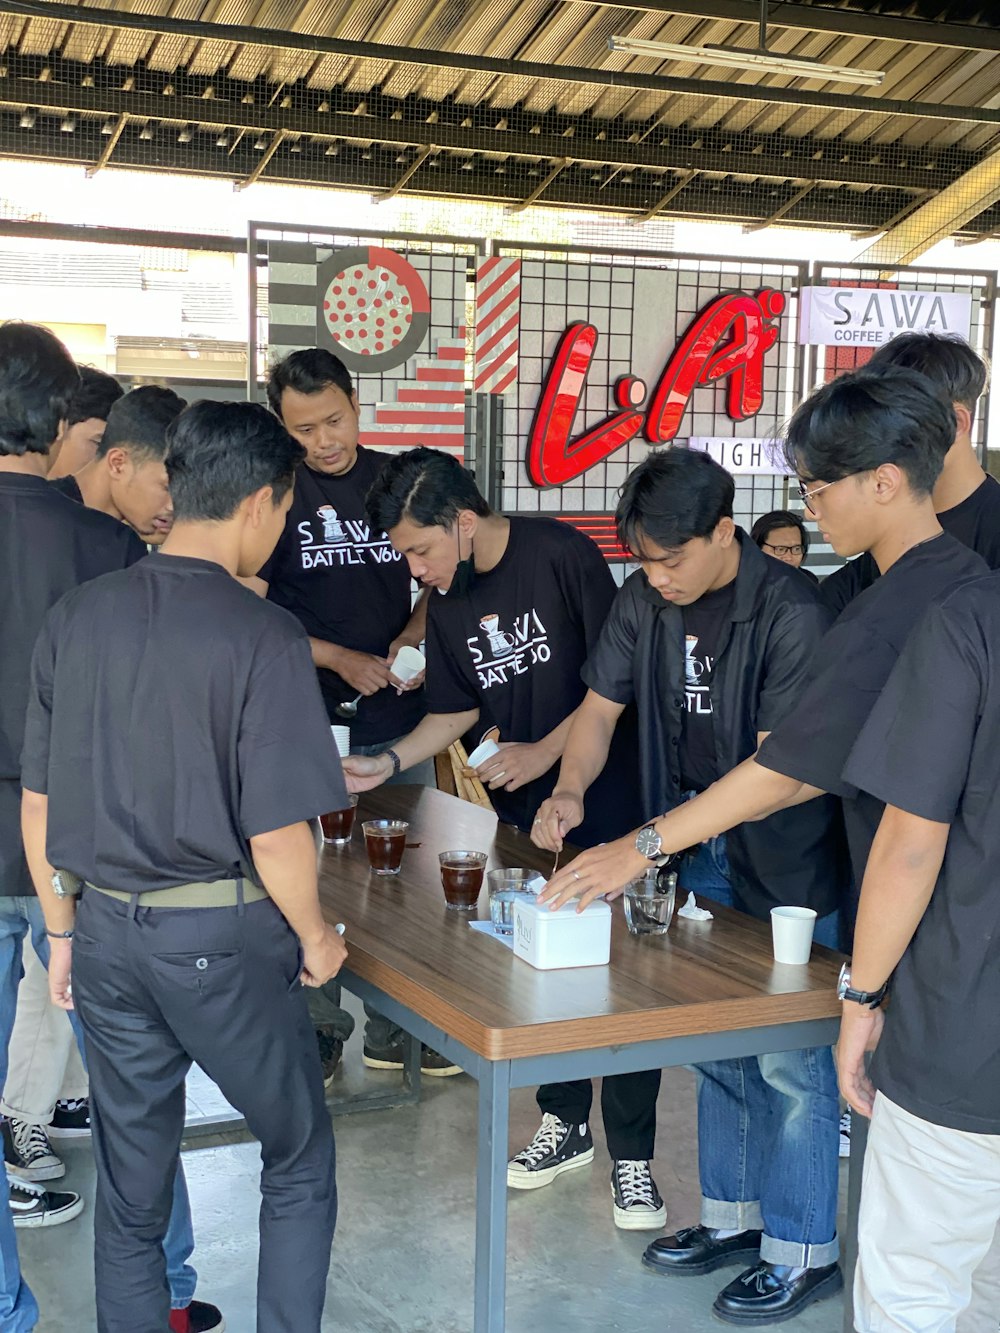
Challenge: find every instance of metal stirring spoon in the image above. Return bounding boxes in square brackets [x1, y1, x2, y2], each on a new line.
[335, 693, 363, 719]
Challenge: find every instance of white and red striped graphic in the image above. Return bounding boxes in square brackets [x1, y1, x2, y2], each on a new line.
[475, 258, 521, 395]
[358, 332, 467, 459]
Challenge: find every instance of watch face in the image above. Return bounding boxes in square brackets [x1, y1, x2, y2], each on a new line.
[635, 825, 662, 859]
[837, 962, 850, 999]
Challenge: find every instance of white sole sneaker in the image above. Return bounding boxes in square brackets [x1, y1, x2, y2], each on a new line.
[507, 1145, 594, 1190]
[5, 1158, 65, 1183]
[613, 1199, 668, 1231]
[10, 1189, 84, 1228]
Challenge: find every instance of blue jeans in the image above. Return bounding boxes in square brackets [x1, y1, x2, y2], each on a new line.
[0, 898, 198, 1329]
[679, 839, 841, 1270]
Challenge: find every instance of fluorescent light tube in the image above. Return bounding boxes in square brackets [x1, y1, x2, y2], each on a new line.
[609, 35, 885, 86]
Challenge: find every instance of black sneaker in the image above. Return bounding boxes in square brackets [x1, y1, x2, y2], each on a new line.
[507, 1114, 594, 1190]
[315, 1026, 343, 1089]
[49, 1097, 91, 1138]
[362, 1041, 461, 1078]
[611, 1159, 667, 1231]
[9, 1179, 84, 1228]
[3, 1118, 65, 1182]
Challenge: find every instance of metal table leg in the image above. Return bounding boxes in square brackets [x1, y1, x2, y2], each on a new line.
[842, 1109, 868, 1333]
[474, 1058, 511, 1333]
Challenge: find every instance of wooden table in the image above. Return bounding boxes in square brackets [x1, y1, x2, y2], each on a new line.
[319, 786, 856, 1333]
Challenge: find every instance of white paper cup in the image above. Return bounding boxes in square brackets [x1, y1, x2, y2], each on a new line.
[770, 906, 817, 965]
[467, 738, 501, 768]
[330, 725, 351, 758]
[391, 645, 425, 684]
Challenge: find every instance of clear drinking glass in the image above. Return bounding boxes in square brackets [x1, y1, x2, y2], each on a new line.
[623, 868, 677, 936]
[487, 868, 538, 935]
[439, 850, 488, 910]
[362, 819, 410, 876]
[320, 795, 359, 846]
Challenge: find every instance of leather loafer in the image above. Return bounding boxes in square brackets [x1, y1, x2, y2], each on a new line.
[712, 1261, 843, 1325]
[642, 1225, 763, 1277]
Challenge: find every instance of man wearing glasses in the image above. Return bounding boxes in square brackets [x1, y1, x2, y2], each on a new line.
[821, 332, 998, 615]
[540, 364, 986, 1325]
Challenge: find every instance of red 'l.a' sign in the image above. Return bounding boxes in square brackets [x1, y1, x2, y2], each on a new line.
[526, 288, 785, 488]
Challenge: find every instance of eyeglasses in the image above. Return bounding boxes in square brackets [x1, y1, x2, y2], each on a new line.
[763, 542, 806, 557]
[797, 477, 844, 507]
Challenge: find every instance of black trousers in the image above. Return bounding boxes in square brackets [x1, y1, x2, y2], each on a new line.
[72, 889, 337, 1333]
[536, 1070, 662, 1160]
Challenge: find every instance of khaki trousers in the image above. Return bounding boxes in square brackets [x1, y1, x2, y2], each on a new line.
[855, 1092, 1000, 1332]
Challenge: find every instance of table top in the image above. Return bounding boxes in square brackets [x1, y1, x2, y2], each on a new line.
[317, 786, 843, 1061]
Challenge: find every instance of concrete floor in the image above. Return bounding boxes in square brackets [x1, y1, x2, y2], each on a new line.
[20, 999, 850, 1333]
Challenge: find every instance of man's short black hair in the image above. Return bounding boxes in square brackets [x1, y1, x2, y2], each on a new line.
[784, 366, 954, 499]
[615, 448, 735, 557]
[750, 509, 810, 556]
[98, 386, 188, 461]
[365, 445, 490, 533]
[165, 401, 305, 522]
[0, 321, 79, 457]
[67, 365, 124, 426]
[266, 348, 354, 417]
[867, 332, 988, 422]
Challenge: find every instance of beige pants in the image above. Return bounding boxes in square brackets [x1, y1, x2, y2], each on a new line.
[0, 939, 87, 1125]
[855, 1091, 1000, 1332]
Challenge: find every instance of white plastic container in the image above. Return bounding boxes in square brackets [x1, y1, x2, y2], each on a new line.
[390, 645, 425, 684]
[512, 896, 612, 970]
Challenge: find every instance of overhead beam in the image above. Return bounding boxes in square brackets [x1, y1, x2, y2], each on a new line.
[744, 179, 816, 232]
[0, 73, 971, 190]
[234, 128, 286, 192]
[84, 109, 126, 177]
[856, 146, 1000, 267]
[565, 0, 1000, 53]
[511, 158, 571, 213]
[3, 0, 1000, 124]
[380, 145, 435, 202]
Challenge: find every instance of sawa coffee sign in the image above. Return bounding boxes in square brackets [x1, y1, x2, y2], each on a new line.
[799, 286, 973, 347]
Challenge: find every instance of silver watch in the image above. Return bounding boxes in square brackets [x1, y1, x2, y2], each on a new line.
[635, 823, 668, 866]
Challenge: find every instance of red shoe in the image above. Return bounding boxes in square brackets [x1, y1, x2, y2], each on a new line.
[168, 1301, 225, 1332]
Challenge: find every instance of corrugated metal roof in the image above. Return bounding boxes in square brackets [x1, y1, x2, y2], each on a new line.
[1, 0, 999, 233]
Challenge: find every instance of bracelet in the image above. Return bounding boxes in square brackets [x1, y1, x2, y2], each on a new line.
[385, 748, 402, 777]
[45, 929, 74, 940]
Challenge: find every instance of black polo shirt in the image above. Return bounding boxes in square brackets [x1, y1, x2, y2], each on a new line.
[21, 555, 348, 893]
[425, 515, 640, 846]
[844, 574, 1000, 1134]
[48, 474, 83, 504]
[820, 474, 1000, 616]
[758, 534, 987, 919]
[583, 532, 848, 921]
[260, 446, 425, 747]
[0, 473, 145, 898]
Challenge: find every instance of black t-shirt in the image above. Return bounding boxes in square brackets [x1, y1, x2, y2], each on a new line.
[425, 516, 640, 845]
[48, 474, 84, 504]
[582, 534, 848, 919]
[21, 556, 348, 893]
[758, 534, 987, 915]
[679, 581, 735, 793]
[820, 475, 1000, 616]
[0, 473, 146, 897]
[844, 575, 1000, 1134]
[260, 447, 425, 747]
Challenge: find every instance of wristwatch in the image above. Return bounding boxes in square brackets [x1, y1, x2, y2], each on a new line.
[837, 962, 888, 1010]
[635, 823, 669, 867]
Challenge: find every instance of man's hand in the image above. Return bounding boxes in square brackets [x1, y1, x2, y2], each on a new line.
[387, 636, 425, 694]
[328, 647, 393, 697]
[475, 741, 557, 793]
[300, 923, 348, 987]
[836, 1003, 885, 1119]
[531, 792, 585, 852]
[538, 833, 648, 912]
[47, 938, 73, 1010]
[342, 753, 393, 793]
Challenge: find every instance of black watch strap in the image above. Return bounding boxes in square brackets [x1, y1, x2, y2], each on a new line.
[385, 748, 402, 777]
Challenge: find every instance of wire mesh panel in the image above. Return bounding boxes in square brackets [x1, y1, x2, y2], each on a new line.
[493, 241, 808, 570]
[251, 221, 483, 472]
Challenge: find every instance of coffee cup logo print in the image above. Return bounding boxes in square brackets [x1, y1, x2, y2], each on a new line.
[317, 505, 346, 544]
[685, 634, 706, 685]
[480, 613, 517, 655]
